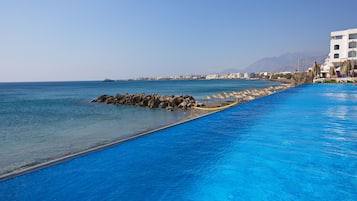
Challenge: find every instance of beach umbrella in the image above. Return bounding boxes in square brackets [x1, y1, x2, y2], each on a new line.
[350, 62, 355, 77]
[228, 92, 236, 99]
[221, 92, 230, 100]
[341, 60, 349, 76]
[329, 66, 336, 77]
[217, 94, 225, 100]
[230, 92, 237, 101]
[243, 96, 255, 101]
[312, 61, 321, 77]
[203, 95, 212, 103]
[234, 94, 244, 101]
[212, 94, 219, 100]
[211, 93, 224, 104]
[204, 95, 211, 100]
[347, 60, 353, 77]
[203, 95, 212, 104]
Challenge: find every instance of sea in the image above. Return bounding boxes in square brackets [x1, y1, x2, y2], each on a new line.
[0, 79, 277, 177]
[1, 81, 357, 200]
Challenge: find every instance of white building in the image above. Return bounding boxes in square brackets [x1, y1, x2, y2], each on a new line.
[243, 72, 256, 79]
[330, 28, 357, 64]
[321, 28, 357, 77]
[205, 74, 219, 80]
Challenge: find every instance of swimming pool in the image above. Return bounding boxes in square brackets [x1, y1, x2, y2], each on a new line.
[1, 84, 357, 200]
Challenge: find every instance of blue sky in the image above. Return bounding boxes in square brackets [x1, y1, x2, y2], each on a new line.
[1, 0, 357, 82]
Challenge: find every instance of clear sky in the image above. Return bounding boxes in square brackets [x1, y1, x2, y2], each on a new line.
[1, 0, 357, 82]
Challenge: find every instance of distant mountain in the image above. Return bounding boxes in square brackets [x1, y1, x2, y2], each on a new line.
[219, 68, 242, 74]
[244, 52, 327, 73]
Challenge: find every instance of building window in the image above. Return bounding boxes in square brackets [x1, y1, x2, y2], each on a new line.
[349, 41, 357, 48]
[348, 51, 356, 58]
[334, 53, 339, 58]
[332, 35, 343, 40]
[349, 33, 357, 39]
[334, 44, 340, 50]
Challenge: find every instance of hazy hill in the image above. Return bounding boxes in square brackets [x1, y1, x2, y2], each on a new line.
[244, 52, 327, 73]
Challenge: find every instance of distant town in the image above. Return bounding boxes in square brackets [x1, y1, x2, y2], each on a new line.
[132, 71, 292, 81]
[134, 28, 357, 84]
[104, 28, 357, 83]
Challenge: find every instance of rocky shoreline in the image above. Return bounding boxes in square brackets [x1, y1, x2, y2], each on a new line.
[92, 93, 204, 111]
[1, 83, 294, 182]
[92, 84, 293, 111]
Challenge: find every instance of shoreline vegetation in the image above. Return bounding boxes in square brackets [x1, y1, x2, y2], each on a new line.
[0, 79, 295, 182]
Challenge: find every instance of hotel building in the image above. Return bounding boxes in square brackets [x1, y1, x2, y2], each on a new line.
[321, 28, 357, 77]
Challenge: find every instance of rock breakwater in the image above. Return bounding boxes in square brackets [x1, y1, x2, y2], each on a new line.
[92, 93, 204, 111]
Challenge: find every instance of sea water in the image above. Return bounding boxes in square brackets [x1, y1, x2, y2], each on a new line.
[1, 84, 356, 200]
[0, 79, 275, 176]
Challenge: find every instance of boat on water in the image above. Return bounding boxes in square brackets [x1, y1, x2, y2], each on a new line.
[103, 78, 115, 82]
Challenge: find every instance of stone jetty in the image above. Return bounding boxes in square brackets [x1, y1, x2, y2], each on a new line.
[92, 93, 204, 111]
[92, 85, 293, 111]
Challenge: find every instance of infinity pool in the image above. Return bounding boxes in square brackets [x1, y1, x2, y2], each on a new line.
[1, 84, 357, 200]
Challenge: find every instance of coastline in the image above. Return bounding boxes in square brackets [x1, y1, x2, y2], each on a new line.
[0, 104, 219, 182]
[0, 82, 293, 182]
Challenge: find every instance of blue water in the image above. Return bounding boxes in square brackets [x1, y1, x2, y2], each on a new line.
[1, 84, 356, 200]
[0, 79, 275, 176]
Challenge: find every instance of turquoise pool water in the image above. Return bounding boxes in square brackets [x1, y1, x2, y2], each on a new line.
[1, 84, 357, 200]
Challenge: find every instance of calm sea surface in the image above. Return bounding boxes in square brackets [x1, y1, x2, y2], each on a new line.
[0, 79, 276, 176]
[1, 83, 356, 200]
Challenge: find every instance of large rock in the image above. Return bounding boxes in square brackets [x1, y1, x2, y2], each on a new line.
[92, 93, 201, 111]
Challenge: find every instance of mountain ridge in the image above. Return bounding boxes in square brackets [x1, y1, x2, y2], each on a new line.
[243, 52, 327, 72]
